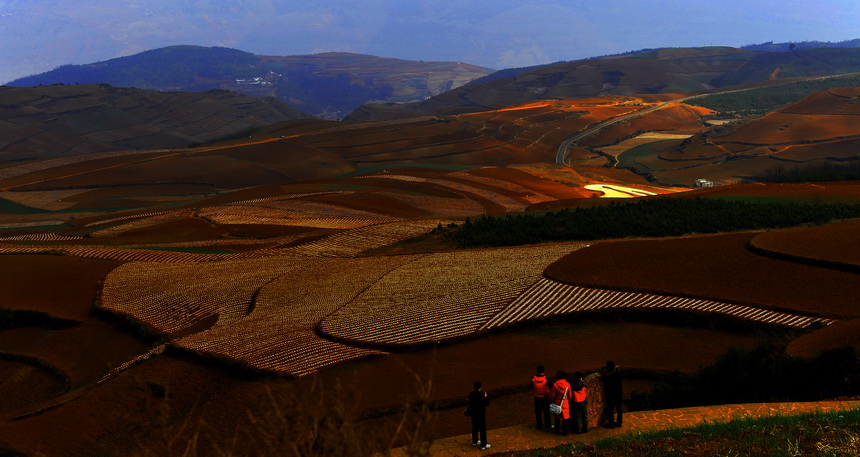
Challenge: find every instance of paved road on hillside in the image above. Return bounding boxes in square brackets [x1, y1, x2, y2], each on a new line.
[554, 71, 860, 167]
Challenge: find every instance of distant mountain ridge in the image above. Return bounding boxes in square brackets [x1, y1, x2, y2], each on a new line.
[8, 46, 494, 120]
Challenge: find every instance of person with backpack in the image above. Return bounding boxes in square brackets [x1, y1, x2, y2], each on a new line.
[530, 365, 552, 431]
[549, 370, 571, 435]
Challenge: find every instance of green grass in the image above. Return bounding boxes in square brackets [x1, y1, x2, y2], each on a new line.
[502, 409, 860, 456]
[616, 140, 665, 171]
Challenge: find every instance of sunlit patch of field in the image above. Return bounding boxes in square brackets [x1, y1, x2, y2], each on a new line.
[584, 184, 659, 198]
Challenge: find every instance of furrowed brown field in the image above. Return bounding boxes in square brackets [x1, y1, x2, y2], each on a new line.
[0, 88, 858, 456]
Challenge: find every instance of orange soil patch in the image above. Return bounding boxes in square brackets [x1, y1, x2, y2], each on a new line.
[0, 255, 121, 320]
[772, 138, 860, 162]
[583, 104, 709, 147]
[303, 192, 427, 218]
[0, 356, 67, 417]
[788, 319, 860, 358]
[749, 219, 860, 269]
[718, 112, 860, 144]
[545, 232, 860, 319]
[781, 87, 860, 115]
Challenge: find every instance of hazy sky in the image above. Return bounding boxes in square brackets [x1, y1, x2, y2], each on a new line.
[1, 0, 859, 82]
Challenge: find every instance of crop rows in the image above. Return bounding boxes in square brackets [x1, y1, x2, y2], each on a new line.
[176, 256, 412, 375]
[230, 191, 351, 205]
[90, 210, 193, 237]
[445, 171, 556, 205]
[353, 174, 429, 183]
[197, 205, 392, 229]
[0, 244, 237, 263]
[83, 210, 174, 228]
[375, 192, 486, 217]
[100, 255, 313, 334]
[0, 233, 84, 241]
[481, 278, 837, 330]
[290, 219, 450, 257]
[317, 244, 580, 345]
[427, 178, 529, 212]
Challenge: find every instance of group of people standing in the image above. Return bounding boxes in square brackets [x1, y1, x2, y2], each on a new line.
[466, 361, 623, 450]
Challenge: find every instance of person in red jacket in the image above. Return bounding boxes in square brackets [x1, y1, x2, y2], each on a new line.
[530, 365, 552, 431]
[570, 371, 588, 434]
[550, 370, 571, 435]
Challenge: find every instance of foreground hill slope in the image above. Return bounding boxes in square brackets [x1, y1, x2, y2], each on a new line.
[8, 46, 494, 119]
[0, 84, 308, 160]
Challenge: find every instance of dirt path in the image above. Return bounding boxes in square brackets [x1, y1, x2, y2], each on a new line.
[395, 399, 860, 456]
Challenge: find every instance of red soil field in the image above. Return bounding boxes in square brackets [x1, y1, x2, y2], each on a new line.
[749, 219, 860, 269]
[684, 181, 860, 204]
[0, 321, 759, 456]
[0, 255, 120, 320]
[545, 232, 860, 319]
[787, 319, 860, 358]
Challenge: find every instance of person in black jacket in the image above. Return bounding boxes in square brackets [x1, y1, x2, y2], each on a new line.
[602, 361, 623, 428]
[467, 381, 491, 450]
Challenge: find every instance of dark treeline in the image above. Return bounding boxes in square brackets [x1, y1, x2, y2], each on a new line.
[441, 198, 860, 248]
[752, 161, 860, 183]
[627, 344, 860, 411]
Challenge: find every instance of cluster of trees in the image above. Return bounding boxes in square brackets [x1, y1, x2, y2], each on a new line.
[441, 198, 860, 247]
[752, 161, 860, 183]
[627, 344, 859, 411]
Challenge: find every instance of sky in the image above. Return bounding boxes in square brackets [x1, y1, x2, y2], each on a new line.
[1, 0, 859, 83]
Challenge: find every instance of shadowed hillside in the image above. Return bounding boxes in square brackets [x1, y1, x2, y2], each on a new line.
[0, 84, 308, 160]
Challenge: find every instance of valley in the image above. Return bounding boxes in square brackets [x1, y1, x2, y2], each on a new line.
[0, 45, 858, 456]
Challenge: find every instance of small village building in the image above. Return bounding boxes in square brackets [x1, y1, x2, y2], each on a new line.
[695, 178, 714, 188]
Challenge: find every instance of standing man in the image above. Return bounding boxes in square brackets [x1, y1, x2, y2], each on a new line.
[468, 381, 491, 450]
[570, 372, 588, 434]
[530, 365, 552, 431]
[602, 361, 623, 428]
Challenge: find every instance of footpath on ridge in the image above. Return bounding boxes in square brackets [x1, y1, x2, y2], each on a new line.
[392, 399, 860, 456]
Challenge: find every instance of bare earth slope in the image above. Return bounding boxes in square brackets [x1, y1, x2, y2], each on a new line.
[0, 84, 308, 160]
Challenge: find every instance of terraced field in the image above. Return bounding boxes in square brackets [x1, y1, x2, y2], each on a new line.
[482, 278, 835, 331]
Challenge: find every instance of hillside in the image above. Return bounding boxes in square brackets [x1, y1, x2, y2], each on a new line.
[348, 46, 860, 121]
[0, 84, 308, 161]
[8, 46, 494, 119]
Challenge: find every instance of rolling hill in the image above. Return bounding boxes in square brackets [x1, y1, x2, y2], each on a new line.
[348, 47, 860, 121]
[0, 84, 308, 161]
[8, 46, 494, 119]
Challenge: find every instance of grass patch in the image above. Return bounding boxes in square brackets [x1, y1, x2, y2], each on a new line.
[0, 198, 50, 215]
[616, 140, 665, 171]
[502, 409, 860, 456]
